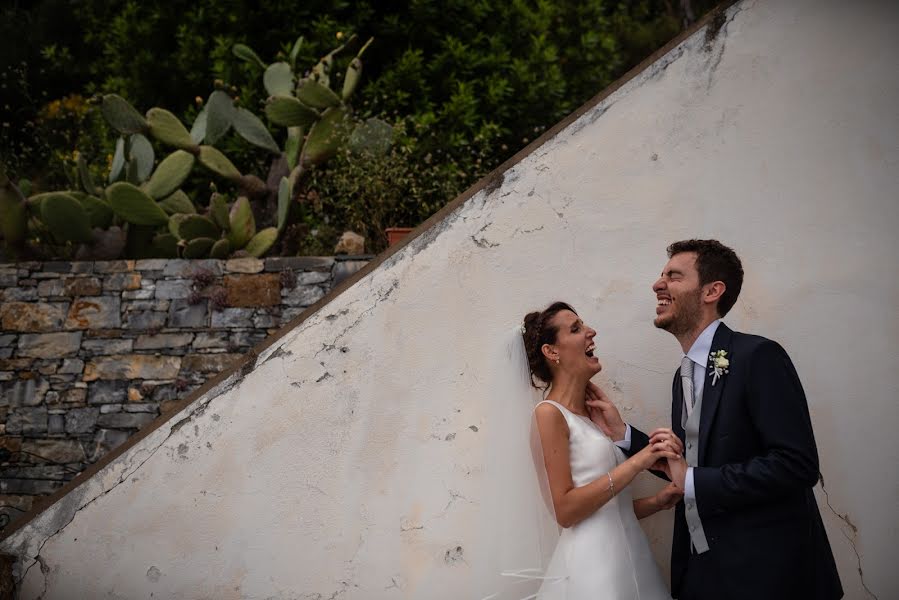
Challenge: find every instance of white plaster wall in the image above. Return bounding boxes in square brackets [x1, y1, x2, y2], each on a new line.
[4, 0, 898, 598]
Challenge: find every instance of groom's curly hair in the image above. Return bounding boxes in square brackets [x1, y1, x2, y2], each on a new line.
[668, 239, 744, 317]
[522, 301, 576, 390]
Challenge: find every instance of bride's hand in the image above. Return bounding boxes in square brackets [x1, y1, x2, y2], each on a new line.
[654, 482, 684, 510]
[585, 382, 626, 441]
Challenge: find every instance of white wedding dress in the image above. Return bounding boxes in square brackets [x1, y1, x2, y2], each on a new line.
[535, 400, 671, 600]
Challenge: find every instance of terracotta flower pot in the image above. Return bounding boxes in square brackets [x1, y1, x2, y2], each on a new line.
[385, 227, 414, 247]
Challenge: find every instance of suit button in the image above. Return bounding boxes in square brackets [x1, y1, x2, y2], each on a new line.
[690, 525, 696, 532]
[687, 442, 693, 449]
[686, 502, 694, 510]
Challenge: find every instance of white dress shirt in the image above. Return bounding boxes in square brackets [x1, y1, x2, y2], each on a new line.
[682, 319, 721, 508]
[614, 320, 722, 511]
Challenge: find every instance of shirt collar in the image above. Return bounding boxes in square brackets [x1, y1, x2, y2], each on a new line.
[685, 319, 722, 369]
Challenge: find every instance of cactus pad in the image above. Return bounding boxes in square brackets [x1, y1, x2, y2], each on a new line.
[176, 214, 220, 241]
[144, 151, 195, 200]
[265, 96, 319, 128]
[210, 238, 231, 259]
[107, 182, 170, 226]
[296, 79, 342, 110]
[39, 192, 94, 243]
[232, 107, 280, 154]
[102, 94, 148, 134]
[183, 236, 216, 259]
[198, 146, 242, 181]
[159, 190, 196, 215]
[301, 106, 350, 166]
[205, 91, 236, 145]
[227, 196, 255, 249]
[264, 62, 295, 97]
[147, 108, 197, 151]
[245, 227, 278, 258]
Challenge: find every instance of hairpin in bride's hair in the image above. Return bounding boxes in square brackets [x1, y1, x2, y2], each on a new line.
[519, 322, 527, 335]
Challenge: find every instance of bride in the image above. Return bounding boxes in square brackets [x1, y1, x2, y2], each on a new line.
[521, 301, 684, 599]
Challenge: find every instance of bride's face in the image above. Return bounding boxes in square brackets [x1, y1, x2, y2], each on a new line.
[543, 310, 602, 377]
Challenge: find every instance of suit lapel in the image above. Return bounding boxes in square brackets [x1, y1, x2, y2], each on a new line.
[698, 323, 734, 464]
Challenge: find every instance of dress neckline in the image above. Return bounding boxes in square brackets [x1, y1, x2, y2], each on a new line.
[544, 398, 589, 418]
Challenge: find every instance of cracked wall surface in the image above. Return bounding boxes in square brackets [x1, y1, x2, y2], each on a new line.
[2, 1, 898, 598]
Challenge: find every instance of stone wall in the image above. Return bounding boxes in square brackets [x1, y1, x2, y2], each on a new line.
[0, 256, 368, 526]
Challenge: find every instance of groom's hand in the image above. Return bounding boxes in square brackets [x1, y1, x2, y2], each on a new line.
[585, 382, 626, 440]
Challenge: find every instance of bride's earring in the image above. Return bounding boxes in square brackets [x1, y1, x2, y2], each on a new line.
[554, 356, 560, 364]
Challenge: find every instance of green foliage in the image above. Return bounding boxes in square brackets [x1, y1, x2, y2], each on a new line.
[2, 0, 713, 258]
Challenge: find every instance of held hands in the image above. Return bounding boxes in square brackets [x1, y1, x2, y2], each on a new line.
[654, 482, 684, 511]
[585, 382, 626, 441]
[649, 429, 687, 490]
[632, 437, 681, 471]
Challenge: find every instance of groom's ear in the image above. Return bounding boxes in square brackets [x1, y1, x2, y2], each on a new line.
[702, 281, 726, 307]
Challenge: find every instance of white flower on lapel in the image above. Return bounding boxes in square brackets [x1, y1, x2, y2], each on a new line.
[709, 349, 730, 386]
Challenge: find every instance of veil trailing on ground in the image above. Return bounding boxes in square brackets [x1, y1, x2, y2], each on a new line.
[476, 326, 563, 600]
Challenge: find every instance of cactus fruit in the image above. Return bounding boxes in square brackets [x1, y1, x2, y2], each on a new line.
[144, 151, 195, 200]
[39, 192, 94, 243]
[102, 94, 149, 135]
[198, 146, 242, 181]
[107, 182, 170, 226]
[159, 190, 196, 215]
[210, 238, 231, 258]
[183, 236, 216, 258]
[245, 226, 278, 257]
[295, 79, 341, 110]
[146, 108, 197, 151]
[227, 196, 255, 249]
[205, 90, 236, 145]
[232, 107, 280, 154]
[264, 62, 294, 97]
[301, 106, 349, 166]
[265, 95, 319, 128]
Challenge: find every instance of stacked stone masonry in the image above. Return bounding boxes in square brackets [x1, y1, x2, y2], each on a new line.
[0, 256, 369, 527]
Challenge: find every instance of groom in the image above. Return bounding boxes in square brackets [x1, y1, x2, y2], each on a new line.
[592, 239, 842, 599]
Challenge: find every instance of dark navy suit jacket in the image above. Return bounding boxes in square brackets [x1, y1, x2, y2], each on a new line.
[630, 324, 842, 599]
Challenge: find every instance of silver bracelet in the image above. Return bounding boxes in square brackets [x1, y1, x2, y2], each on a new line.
[607, 472, 615, 496]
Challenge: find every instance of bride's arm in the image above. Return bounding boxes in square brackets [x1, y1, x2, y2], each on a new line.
[536, 403, 678, 528]
[633, 483, 683, 519]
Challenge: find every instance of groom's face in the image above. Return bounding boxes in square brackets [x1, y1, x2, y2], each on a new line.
[653, 252, 703, 334]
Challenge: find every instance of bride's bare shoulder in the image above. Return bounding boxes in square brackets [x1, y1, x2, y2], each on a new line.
[534, 402, 568, 434]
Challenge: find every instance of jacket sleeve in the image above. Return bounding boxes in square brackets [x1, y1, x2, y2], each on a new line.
[693, 340, 820, 512]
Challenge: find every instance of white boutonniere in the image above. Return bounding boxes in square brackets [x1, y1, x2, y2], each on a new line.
[709, 349, 730, 386]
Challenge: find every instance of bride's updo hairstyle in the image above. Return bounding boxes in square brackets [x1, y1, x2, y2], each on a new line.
[522, 301, 576, 389]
